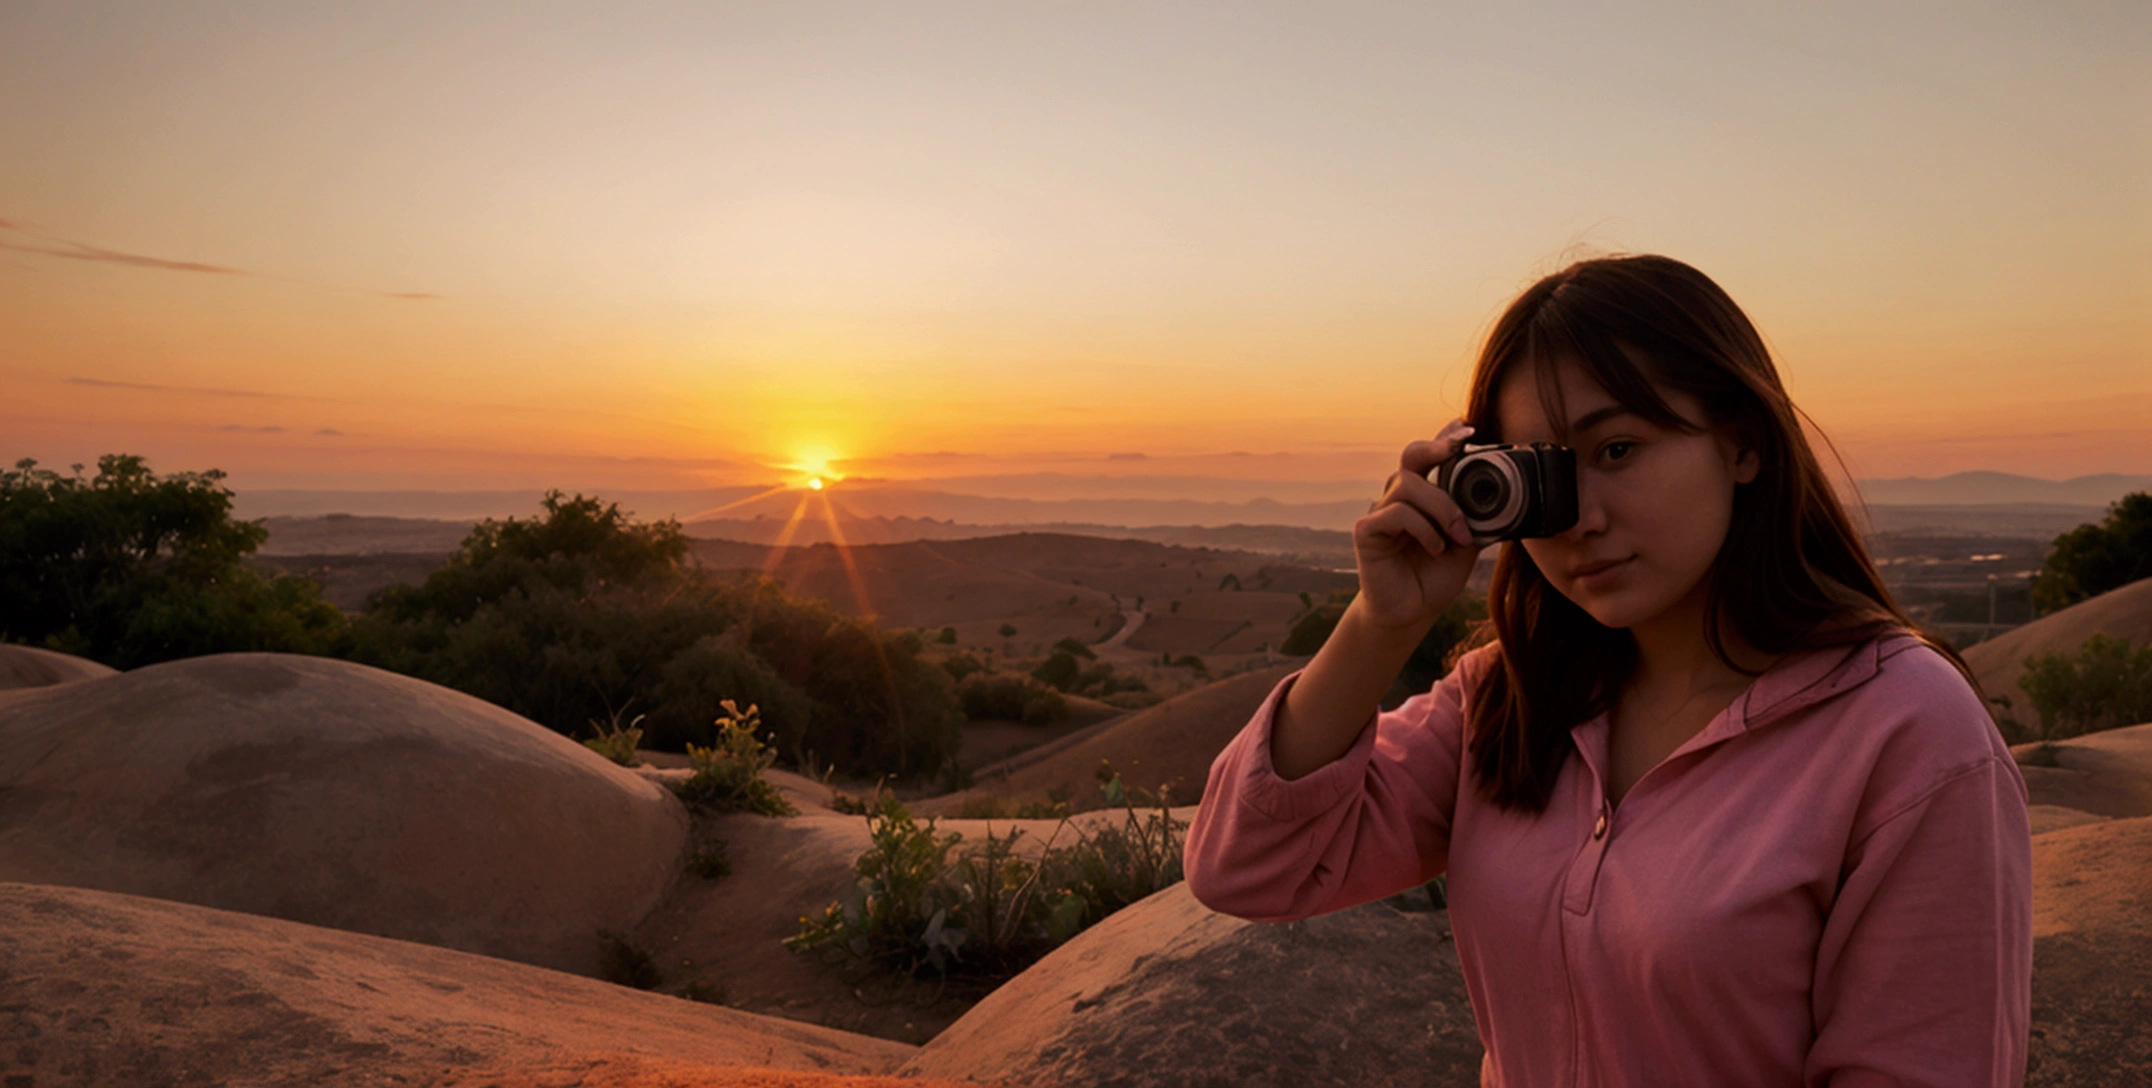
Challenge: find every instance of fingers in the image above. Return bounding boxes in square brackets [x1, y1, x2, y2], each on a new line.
[1399, 417, 1477, 479]
[1357, 500, 1449, 559]
[1372, 464, 1475, 548]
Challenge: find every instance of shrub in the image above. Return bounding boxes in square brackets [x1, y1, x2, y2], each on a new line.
[1051, 636, 1096, 660]
[2020, 634, 2152, 740]
[937, 626, 958, 644]
[688, 839, 732, 879]
[673, 701, 800, 816]
[598, 930, 661, 990]
[788, 779, 1185, 983]
[0, 454, 346, 667]
[1031, 649, 1084, 692]
[649, 628, 813, 754]
[959, 671, 1069, 725]
[581, 710, 644, 767]
[785, 792, 968, 976]
[998, 623, 1018, 638]
[940, 653, 986, 683]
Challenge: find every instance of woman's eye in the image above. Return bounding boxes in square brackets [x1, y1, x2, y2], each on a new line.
[1600, 441, 1636, 463]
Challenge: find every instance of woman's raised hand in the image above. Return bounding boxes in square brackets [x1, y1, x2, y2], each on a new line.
[1352, 418, 1483, 631]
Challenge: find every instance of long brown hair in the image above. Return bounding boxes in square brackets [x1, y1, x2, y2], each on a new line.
[1454, 254, 1981, 813]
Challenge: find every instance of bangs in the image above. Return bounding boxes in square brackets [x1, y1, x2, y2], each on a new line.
[1492, 293, 1711, 448]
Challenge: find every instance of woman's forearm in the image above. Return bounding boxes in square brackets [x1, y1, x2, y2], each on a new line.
[1270, 598, 1436, 780]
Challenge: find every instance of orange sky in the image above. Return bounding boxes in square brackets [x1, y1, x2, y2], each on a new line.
[1, 3, 2146, 496]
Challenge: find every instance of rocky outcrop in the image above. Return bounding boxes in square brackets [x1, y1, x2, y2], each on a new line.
[0, 643, 116, 690]
[0, 653, 688, 975]
[2013, 723, 2152, 821]
[897, 881, 1483, 1088]
[0, 881, 948, 1088]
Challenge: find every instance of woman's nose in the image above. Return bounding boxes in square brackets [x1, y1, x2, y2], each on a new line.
[1557, 468, 1606, 542]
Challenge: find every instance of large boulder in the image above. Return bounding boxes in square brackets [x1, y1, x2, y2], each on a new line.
[1964, 577, 2152, 737]
[0, 881, 950, 1088]
[0, 653, 688, 975]
[898, 881, 1483, 1087]
[0, 642, 117, 690]
[2011, 723, 2152, 821]
[918, 664, 1298, 818]
[2027, 815, 2152, 1086]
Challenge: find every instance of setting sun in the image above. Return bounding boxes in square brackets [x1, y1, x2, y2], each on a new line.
[808, 477, 825, 491]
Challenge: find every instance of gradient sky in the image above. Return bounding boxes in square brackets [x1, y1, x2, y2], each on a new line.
[2, 1, 2145, 497]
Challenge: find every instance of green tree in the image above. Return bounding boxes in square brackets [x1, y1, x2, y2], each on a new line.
[2019, 634, 2152, 741]
[2033, 492, 2152, 614]
[348, 491, 962, 781]
[0, 455, 344, 667]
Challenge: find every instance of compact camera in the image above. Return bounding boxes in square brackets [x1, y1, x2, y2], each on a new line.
[1430, 441, 1580, 544]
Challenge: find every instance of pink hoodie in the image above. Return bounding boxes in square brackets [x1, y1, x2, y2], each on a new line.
[1184, 631, 2032, 1087]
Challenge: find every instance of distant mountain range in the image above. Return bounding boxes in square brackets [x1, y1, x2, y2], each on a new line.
[1850, 472, 2151, 507]
[236, 471, 2149, 531]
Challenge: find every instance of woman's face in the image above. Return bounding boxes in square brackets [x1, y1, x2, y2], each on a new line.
[1493, 356, 1758, 633]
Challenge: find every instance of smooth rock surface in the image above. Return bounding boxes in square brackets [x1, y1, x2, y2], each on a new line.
[2027, 815, 2152, 1086]
[0, 652, 689, 974]
[0, 882, 942, 1088]
[0, 642, 116, 690]
[897, 881, 1483, 1088]
[2011, 723, 2152, 821]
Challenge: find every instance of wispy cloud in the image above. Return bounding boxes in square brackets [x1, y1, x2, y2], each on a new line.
[314, 427, 345, 436]
[66, 377, 306, 400]
[0, 239, 244, 275]
[3, 216, 436, 297]
[217, 424, 286, 434]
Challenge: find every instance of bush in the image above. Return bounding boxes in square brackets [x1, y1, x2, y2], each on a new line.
[1031, 649, 1085, 692]
[787, 783, 1185, 983]
[785, 791, 968, 976]
[673, 701, 800, 816]
[2033, 492, 2152, 614]
[959, 671, 1069, 725]
[649, 629, 813, 753]
[2020, 634, 2152, 740]
[0, 454, 345, 667]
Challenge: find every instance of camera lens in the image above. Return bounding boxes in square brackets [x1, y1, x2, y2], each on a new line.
[1453, 461, 1510, 519]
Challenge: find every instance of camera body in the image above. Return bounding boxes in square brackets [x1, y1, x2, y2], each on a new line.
[1431, 441, 1580, 544]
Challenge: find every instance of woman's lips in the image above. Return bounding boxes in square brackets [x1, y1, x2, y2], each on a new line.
[1572, 557, 1632, 589]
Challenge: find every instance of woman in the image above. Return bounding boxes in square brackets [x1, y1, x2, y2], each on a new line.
[1183, 254, 2032, 1086]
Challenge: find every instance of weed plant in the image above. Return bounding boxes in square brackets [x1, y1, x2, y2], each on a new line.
[673, 701, 800, 816]
[581, 709, 645, 766]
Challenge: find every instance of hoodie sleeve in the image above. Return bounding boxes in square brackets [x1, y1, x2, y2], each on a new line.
[1182, 647, 1483, 922]
[1803, 752, 2034, 1087]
